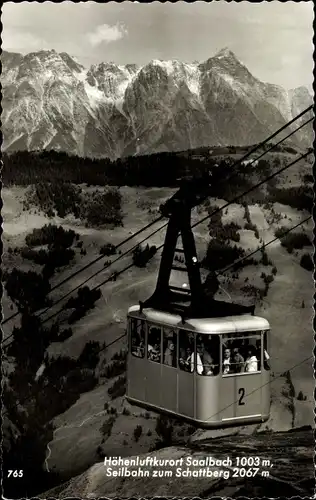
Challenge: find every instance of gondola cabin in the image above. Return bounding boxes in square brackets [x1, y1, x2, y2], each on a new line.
[125, 175, 271, 428]
[126, 306, 270, 428]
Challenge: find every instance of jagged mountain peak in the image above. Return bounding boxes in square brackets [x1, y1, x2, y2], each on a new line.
[2, 49, 23, 58]
[199, 48, 259, 88]
[214, 47, 238, 60]
[290, 85, 313, 98]
[24, 49, 59, 61]
[1, 50, 24, 70]
[59, 52, 85, 73]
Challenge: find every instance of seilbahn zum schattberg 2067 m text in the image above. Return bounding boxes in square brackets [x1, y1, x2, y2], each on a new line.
[103, 455, 273, 479]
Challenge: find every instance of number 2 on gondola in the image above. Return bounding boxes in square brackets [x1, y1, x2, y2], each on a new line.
[238, 388, 245, 405]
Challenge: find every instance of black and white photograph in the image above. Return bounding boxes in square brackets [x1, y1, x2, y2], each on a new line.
[1, 1, 314, 498]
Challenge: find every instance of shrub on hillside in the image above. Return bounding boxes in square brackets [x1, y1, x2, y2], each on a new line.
[42, 355, 78, 384]
[274, 229, 311, 253]
[132, 244, 157, 267]
[203, 239, 245, 271]
[133, 425, 143, 442]
[210, 221, 241, 243]
[21, 246, 75, 269]
[262, 274, 274, 286]
[297, 390, 307, 401]
[28, 181, 82, 218]
[260, 248, 272, 266]
[243, 203, 251, 224]
[65, 367, 98, 394]
[53, 328, 73, 343]
[100, 416, 116, 437]
[241, 284, 261, 298]
[300, 253, 313, 271]
[103, 360, 126, 379]
[96, 445, 105, 459]
[6, 314, 56, 369]
[108, 375, 126, 400]
[78, 341, 100, 370]
[111, 349, 127, 362]
[155, 415, 174, 447]
[85, 189, 123, 227]
[231, 257, 257, 271]
[25, 224, 77, 248]
[108, 406, 117, 415]
[65, 286, 101, 324]
[5, 269, 51, 313]
[268, 186, 313, 212]
[256, 158, 271, 176]
[244, 222, 259, 239]
[207, 204, 222, 227]
[100, 243, 117, 256]
[303, 173, 313, 184]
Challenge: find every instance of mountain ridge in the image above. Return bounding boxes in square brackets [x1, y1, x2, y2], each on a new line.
[1, 49, 313, 160]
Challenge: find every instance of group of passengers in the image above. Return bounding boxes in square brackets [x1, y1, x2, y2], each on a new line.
[132, 326, 270, 374]
[223, 345, 257, 374]
[179, 342, 219, 376]
[223, 341, 270, 374]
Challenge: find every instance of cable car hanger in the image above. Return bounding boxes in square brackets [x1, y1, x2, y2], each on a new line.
[139, 169, 255, 322]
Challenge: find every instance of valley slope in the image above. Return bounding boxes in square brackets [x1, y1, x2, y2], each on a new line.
[2, 154, 314, 497]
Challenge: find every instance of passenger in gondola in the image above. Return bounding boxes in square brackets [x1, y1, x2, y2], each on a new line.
[178, 346, 189, 371]
[164, 337, 176, 367]
[132, 336, 139, 356]
[148, 339, 160, 362]
[188, 347, 194, 373]
[137, 339, 145, 358]
[232, 347, 244, 373]
[202, 349, 215, 375]
[179, 347, 187, 370]
[256, 339, 270, 370]
[189, 343, 203, 374]
[245, 345, 258, 372]
[132, 336, 144, 357]
[223, 347, 231, 374]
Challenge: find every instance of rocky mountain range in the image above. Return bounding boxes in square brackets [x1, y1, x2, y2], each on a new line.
[1, 48, 313, 160]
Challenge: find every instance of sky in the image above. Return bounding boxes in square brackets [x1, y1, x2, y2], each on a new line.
[2, 1, 314, 90]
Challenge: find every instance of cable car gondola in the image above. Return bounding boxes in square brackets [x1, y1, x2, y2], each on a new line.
[126, 174, 271, 428]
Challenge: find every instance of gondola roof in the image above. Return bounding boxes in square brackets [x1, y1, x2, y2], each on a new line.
[128, 305, 270, 334]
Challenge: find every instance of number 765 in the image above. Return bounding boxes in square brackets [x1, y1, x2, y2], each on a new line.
[7, 470, 23, 478]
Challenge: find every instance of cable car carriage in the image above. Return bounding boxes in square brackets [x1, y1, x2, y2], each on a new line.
[126, 176, 271, 428]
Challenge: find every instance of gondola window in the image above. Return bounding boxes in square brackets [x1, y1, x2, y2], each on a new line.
[196, 334, 220, 376]
[131, 318, 145, 358]
[163, 327, 177, 367]
[263, 330, 271, 370]
[222, 332, 261, 375]
[178, 329, 195, 372]
[147, 324, 161, 363]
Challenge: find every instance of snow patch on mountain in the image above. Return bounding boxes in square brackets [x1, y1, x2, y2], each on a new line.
[149, 59, 201, 97]
[1, 48, 313, 159]
[83, 82, 105, 108]
[182, 64, 201, 97]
